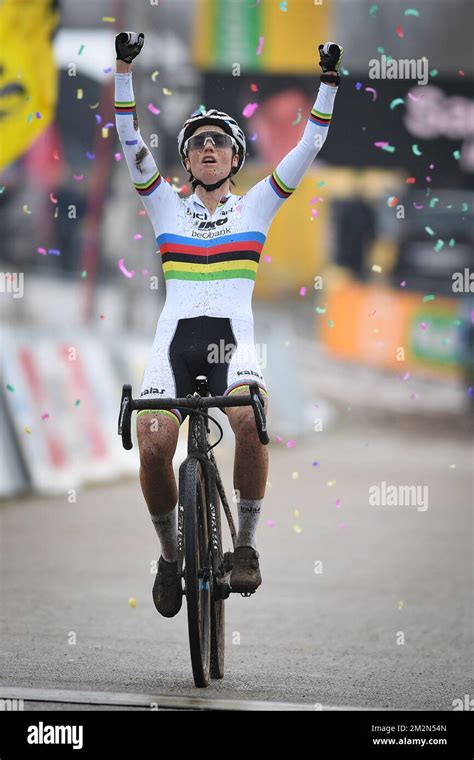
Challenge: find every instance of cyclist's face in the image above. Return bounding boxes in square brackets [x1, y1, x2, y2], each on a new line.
[185, 125, 239, 182]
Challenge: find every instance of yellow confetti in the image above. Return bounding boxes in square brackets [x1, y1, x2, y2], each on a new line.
[102, 16, 116, 22]
[327, 480, 336, 486]
[89, 102, 99, 109]
[76, 89, 83, 100]
[398, 600, 404, 609]
[449, 464, 457, 469]
[372, 264, 382, 273]
[293, 509, 300, 518]
[291, 472, 299, 480]
[151, 70, 160, 82]
[23, 205, 31, 214]
[128, 597, 137, 608]
[293, 524, 303, 534]
[24, 426, 32, 434]
[102, 127, 109, 138]
[162, 87, 172, 95]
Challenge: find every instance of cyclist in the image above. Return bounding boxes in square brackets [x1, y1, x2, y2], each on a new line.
[114, 32, 342, 617]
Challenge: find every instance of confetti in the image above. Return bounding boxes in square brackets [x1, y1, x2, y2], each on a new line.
[425, 226, 435, 236]
[102, 127, 109, 138]
[292, 109, 302, 125]
[429, 198, 439, 208]
[263, 254, 271, 262]
[430, 69, 438, 77]
[369, 4, 378, 16]
[151, 71, 160, 82]
[412, 144, 422, 156]
[434, 239, 444, 252]
[286, 439, 296, 448]
[299, 287, 306, 297]
[23, 205, 31, 214]
[162, 88, 172, 95]
[396, 25, 404, 38]
[243, 102, 258, 118]
[406, 177, 416, 184]
[372, 264, 382, 273]
[249, 133, 258, 141]
[95, 114, 102, 124]
[73, 174, 83, 181]
[292, 472, 299, 480]
[89, 102, 99, 109]
[355, 82, 363, 91]
[86, 152, 95, 160]
[78, 44, 85, 55]
[41, 413, 49, 420]
[147, 103, 160, 115]
[408, 91, 422, 102]
[128, 597, 137, 608]
[400, 280, 406, 287]
[256, 36, 264, 55]
[404, 8, 420, 16]
[390, 98, 405, 110]
[49, 193, 57, 204]
[365, 87, 377, 102]
[419, 322, 428, 331]
[24, 426, 32, 434]
[423, 294, 435, 302]
[75, 400, 81, 407]
[293, 524, 303, 534]
[6, 384, 14, 392]
[133, 234, 143, 241]
[48, 249, 61, 256]
[449, 239, 456, 247]
[103, 66, 112, 74]
[387, 196, 398, 207]
[279, 1, 288, 11]
[102, 16, 116, 22]
[114, 153, 121, 161]
[118, 258, 135, 278]
[410, 392, 419, 400]
[453, 150, 461, 160]
[266, 519, 275, 527]
[37, 247, 47, 255]
[335, 499, 341, 508]
[403, 372, 410, 380]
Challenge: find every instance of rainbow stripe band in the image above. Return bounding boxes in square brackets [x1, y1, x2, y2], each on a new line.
[157, 231, 265, 282]
[225, 382, 268, 398]
[134, 170, 162, 196]
[115, 99, 136, 116]
[309, 108, 332, 127]
[136, 408, 182, 425]
[269, 171, 295, 199]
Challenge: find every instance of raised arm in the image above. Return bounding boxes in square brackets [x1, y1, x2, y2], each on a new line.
[244, 43, 342, 223]
[114, 33, 179, 222]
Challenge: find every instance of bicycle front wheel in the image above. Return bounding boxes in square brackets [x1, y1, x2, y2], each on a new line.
[181, 457, 211, 688]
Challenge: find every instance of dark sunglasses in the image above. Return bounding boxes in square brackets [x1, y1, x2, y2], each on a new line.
[185, 131, 236, 152]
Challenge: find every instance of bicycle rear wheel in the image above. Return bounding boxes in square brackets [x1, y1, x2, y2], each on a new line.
[182, 457, 211, 688]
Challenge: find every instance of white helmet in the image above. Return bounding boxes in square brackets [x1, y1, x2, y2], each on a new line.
[177, 109, 246, 175]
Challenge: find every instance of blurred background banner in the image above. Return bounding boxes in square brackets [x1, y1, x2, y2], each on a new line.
[0, 0, 473, 496]
[0, 0, 61, 172]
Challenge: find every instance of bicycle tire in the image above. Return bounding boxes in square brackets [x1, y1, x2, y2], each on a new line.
[210, 486, 225, 679]
[182, 457, 211, 688]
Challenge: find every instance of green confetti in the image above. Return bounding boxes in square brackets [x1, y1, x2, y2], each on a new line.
[442, 338, 450, 345]
[316, 307, 327, 314]
[412, 144, 422, 156]
[422, 294, 435, 302]
[369, 4, 379, 15]
[316, 181, 326, 187]
[6, 384, 15, 392]
[381, 145, 396, 153]
[75, 399, 81, 407]
[425, 226, 435, 236]
[461, 203, 469, 213]
[0, 186, 5, 194]
[341, 67, 350, 76]
[429, 197, 439, 208]
[404, 8, 420, 16]
[453, 150, 461, 160]
[390, 98, 405, 110]
[78, 44, 85, 55]
[377, 46, 385, 54]
[27, 113, 33, 123]
[453, 319, 462, 326]
[80, 270, 87, 278]
[448, 239, 456, 247]
[434, 239, 444, 252]
[430, 69, 438, 77]
[327, 319, 335, 328]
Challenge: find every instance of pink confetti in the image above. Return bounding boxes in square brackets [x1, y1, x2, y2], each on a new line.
[142, 269, 149, 276]
[147, 103, 160, 115]
[41, 413, 49, 420]
[243, 102, 259, 118]
[118, 258, 135, 278]
[99, 314, 105, 319]
[37, 247, 47, 255]
[408, 92, 422, 101]
[396, 24, 404, 38]
[49, 193, 57, 204]
[256, 36, 264, 55]
[266, 519, 275, 527]
[114, 153, 121, 161]
[335, 499, 341, 508]
[403, 372, 411, 380]
[420, 322, 428, 330]
[73, 174, 84, 181]
[276, 435, 283, 443]
[133, 234, 143, 240]
[263, 254, 272, 263]
[311, 209, 318, 218]
[413, 203, 424, 209]
[310, 196, 324, 204]
[410, 392, 419, 400]
[365, 87, 378, 102]
[374, 141, 389, 148]
[426, 176, 432, 182]
[400, 280, 406, 287]
[339, 522, 347, 528]
[286, 439, 296, 448]
[299, 287, 307, 297]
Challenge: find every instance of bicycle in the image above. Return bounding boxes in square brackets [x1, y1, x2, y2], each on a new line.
[118, 376, 269, 688]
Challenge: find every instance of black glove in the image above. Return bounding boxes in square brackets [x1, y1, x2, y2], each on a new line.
[115, 31, 145, 63]
[318, 42, 344, 72]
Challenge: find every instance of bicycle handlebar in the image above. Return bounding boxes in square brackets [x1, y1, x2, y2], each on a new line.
[118, 383, 270, 450]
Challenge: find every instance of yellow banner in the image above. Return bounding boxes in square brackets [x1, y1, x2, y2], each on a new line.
[0, 0, 60, 173]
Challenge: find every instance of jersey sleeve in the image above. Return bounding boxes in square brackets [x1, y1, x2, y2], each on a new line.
[243, 82, 338, 222]
[114, 72, 179, 224]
